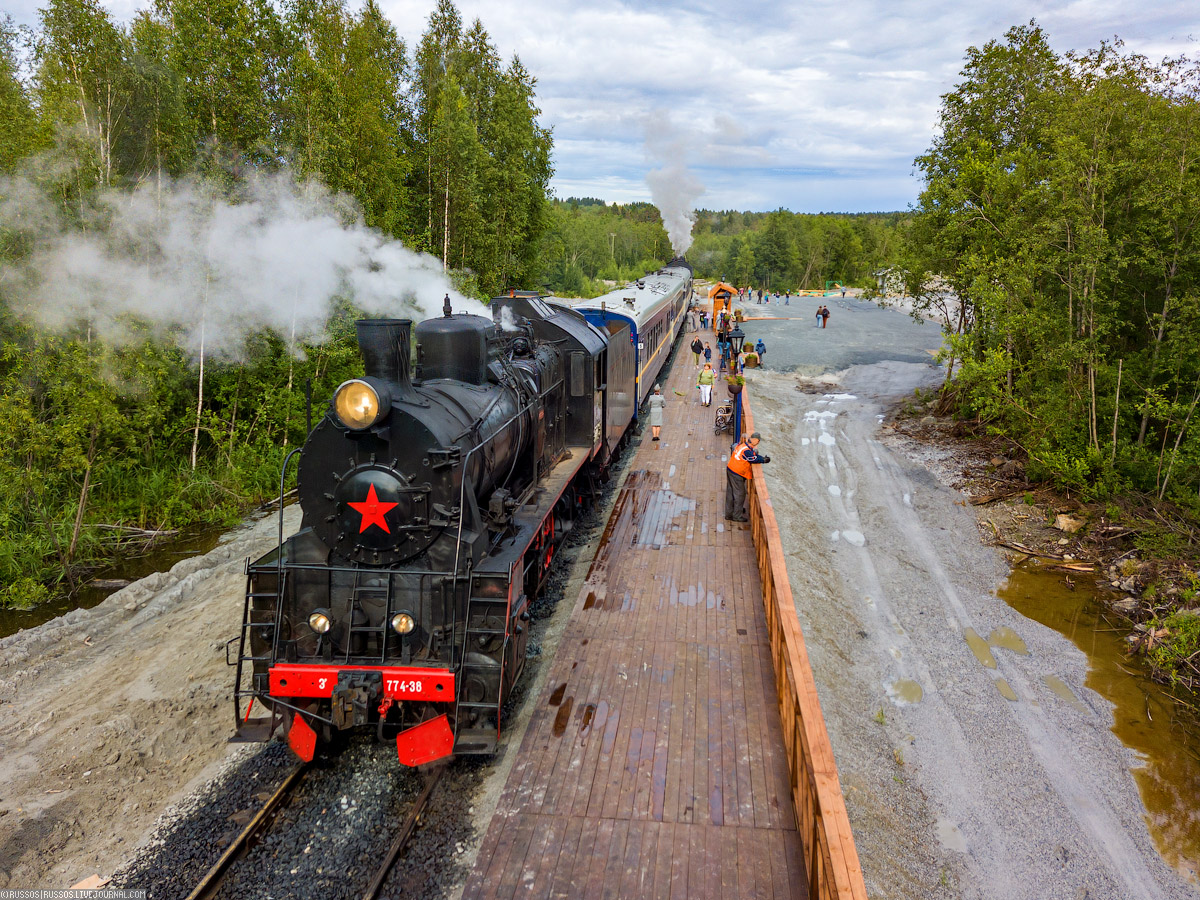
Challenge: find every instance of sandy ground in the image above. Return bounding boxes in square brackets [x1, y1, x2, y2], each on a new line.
[0, 508, 299, 889]
[748, 360, 1197, 900]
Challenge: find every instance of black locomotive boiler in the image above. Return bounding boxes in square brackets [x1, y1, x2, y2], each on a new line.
[230, 271, 689, 767]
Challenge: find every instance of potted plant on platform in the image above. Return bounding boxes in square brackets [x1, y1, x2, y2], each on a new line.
[726, 374, 744, 394]
[743, 352, 759, 368]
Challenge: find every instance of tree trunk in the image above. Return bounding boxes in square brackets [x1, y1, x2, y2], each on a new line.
[443, 168, 450, 270]
[1159, 383, 1200, 501]
[1138, 289, 1173, 446]
[191, 272, 209, 471]
[68, 427, 99, 561]
[1111, 358, 1122, 464]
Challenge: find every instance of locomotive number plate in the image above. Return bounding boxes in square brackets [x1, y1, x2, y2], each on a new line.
[269, 664, 455, 702]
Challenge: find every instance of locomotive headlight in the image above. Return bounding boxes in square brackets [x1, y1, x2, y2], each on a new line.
[391, 612, 416, 635]
[308, 609, 333, 634]
[333, 379, 390, 430]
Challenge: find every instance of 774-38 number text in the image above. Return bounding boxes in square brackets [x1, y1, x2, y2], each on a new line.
[387, 679, 423, 694]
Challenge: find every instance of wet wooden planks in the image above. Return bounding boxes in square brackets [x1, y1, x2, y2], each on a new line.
[461, 326, 806, 900]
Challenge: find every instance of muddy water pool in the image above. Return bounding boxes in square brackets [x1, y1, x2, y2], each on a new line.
[1002, 565, 1200, 882]
[0, 524, 227, 638]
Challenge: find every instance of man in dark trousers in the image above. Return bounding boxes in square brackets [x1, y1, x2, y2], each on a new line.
[725, 432, 769, 521]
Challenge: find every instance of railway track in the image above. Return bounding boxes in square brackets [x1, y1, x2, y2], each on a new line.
[187, 761, 446, 900]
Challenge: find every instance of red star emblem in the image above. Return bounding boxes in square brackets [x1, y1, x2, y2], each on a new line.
[348, 484, 398, 534]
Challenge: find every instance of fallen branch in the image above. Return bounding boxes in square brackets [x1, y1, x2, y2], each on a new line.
[992, 539, 1067, 560]
[971, 488, 1030, 505]
[90, 524, 180, 538]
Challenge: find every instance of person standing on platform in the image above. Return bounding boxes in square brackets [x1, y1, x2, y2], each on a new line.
[690, 336, 703, 365]
[697, 363, 715, 406]
[703, 342, 712, 366]
[648, 385, 666, 443]
[755, 338, 766, 362]
[725, 432, 769, 521]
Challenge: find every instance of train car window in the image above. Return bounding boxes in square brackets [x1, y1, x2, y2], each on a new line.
[570, 351, 586, 397]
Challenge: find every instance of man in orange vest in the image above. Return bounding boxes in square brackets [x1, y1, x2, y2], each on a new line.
[725, 432, 770, 521]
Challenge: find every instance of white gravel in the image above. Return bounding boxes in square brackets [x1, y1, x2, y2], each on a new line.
[748, 362, 1197, 900]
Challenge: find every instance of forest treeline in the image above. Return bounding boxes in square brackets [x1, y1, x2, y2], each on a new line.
[538, 196, 906, 296]
[895, 24, 1200, 531]
[0, 0, 551, 607]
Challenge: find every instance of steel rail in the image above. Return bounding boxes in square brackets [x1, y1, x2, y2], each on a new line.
[361, 762, 447, 900]
[186, 763, 308, 900]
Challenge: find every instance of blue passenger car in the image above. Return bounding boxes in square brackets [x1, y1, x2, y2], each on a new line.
[564, 261, 692, 420]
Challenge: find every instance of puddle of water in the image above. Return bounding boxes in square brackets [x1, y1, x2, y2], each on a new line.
[886, 677, 924, 705]
[994, 678, 1018, 702]
[552, 696, 573, 736]
[988, 626, 1029, 655]
[0, 523, 228, 639]
[963, 627, 998, 669]
[579, 703, 597, 738]
[936, 818, 968, 853]
[1043, 675, 1087, 713]
[1001, 565, 1200, 883]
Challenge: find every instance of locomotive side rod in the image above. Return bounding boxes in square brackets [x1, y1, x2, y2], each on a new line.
[362, 761, 448, 900]
[186, 763, 309, 900]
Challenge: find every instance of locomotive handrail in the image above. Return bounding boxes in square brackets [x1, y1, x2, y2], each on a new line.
[273, 447, 304, 662]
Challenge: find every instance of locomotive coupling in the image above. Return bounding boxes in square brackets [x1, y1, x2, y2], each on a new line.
[330, 670, 383, 729]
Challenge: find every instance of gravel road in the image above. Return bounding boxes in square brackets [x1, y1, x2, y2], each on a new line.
[742, 294, 1196, 899]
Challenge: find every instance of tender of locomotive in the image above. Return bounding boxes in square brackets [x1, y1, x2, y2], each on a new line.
[231, 264, 692, 767]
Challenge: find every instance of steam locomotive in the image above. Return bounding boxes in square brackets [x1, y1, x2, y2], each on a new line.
[231, 262, 692, 766]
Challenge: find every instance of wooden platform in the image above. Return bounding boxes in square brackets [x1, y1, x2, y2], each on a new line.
[461, 328, 806, 899]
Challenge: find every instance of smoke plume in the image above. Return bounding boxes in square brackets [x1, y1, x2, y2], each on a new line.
[645, 113, 705, 257]
[0, 171, 484, 359]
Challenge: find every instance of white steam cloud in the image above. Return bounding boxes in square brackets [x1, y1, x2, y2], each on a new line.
[645, 112, 705, 258]
[0, 171, 485, 359]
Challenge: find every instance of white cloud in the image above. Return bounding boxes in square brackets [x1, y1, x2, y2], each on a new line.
[6, 0, 1198, 212]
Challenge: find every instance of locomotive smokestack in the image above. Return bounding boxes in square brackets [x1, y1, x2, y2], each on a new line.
[356, 319, 414, 394]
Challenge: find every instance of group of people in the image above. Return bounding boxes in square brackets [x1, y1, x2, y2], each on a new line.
[736, 286, 797, 306]
[642, 381, 770, 522]
[814, 305, 831, 328]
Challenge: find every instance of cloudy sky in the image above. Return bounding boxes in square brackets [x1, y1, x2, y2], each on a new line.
[8, 0, 1200, 212]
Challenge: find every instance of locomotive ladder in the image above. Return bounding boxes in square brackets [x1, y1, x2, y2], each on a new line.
[346, 569, 396, 664]
[452, 589, 510, 754]
[228, 579, 284, 742]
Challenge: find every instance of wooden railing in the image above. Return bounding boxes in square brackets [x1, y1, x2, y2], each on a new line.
[742, 393, 869, 900]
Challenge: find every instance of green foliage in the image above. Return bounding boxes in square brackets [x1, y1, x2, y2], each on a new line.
[1147, 611, 1200, 683]
[0, 0, 553, 606]
[536, 201, 906, 298]
[537, 200, 676, 296]
[905, 21, 1200, 508]
[0, 577, 51, 610]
